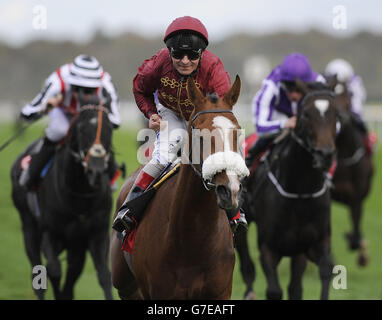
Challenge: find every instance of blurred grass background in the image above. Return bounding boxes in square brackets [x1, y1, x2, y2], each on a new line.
[0, 122, 381, 300]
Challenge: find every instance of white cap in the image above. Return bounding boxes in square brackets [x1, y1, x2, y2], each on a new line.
[325, 59, 354, 83]
[67, 54, 104, 88]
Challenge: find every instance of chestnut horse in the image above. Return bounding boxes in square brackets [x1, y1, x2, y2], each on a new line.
[237, 81, 338, 300]
[329, 78, 374, 266]
[111, 76, 248, 299]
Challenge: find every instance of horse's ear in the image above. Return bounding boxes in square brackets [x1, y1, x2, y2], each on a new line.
[186, 77, 205, 112]
[325, 74, 338, 92]
[223, 75, 241, 108]
[295, 77, 309, 95]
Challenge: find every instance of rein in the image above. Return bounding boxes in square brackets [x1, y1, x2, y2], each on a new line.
[188, 109, 234, 191]
[338, 147, 365, 166]
[263, 149, 332, 200]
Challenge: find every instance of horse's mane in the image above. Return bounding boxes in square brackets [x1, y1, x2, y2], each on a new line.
[207, 92, 219, 103]
[306, 82, 330, 91]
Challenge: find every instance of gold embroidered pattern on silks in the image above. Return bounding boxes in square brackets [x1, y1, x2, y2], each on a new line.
[160, 92, 194, 107]
[160, 77, 201, 89]
[159, 77, 201, 118]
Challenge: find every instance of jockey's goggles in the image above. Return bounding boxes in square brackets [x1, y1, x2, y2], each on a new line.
[170, 47, 202, 61]
[71, 85, 98, 95]
[281, 81, 304, 94]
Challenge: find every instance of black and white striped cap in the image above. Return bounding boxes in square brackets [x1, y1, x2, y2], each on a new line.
[68, 54, 104, 88]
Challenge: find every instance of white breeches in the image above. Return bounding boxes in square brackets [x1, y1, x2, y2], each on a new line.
[152, 104, 188, 165]
[45, 107, 71, 142]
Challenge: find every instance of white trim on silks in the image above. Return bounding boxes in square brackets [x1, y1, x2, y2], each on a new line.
[202, 151, 250, 181]
[267, 170, 331, 199]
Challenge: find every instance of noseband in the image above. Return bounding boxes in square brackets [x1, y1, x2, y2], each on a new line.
[188, 109, 234, 191]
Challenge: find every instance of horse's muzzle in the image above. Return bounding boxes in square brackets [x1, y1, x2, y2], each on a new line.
[215, 182, 242, 211]
[86, 156, 107, 187]
[312, 147, 336, 171]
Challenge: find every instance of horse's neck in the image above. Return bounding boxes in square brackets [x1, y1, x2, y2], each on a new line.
[168, 164, 221, 243]
[61, 148, 88, 191]
[337, 121, 362, 157]
[273, 137, 324, 190]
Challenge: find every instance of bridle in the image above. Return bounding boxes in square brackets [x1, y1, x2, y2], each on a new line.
[291, 90, 337, 159]
[263, 90, 337, 199]
[68, 104, 111, 170]
[188, 109, 234, 191]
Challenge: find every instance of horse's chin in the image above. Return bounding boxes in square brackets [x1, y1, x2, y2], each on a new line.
[312, 155, 334, 172]
[86, 168, 105, 188]
[87, 172, 100, 188]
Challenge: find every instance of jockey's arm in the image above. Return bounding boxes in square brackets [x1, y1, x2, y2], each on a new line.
[20, 71, 62, 121]
[207, 59, 231, 97]
[252, 80, 286, 136]
[349, 76, 367, 119]
[132, 55, 160, 120]
[101, 73, 121, 129]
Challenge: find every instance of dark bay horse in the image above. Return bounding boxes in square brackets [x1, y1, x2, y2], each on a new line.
[329, 78, 374, 266]
[11, 102, 114, 299]
[111, 76, 249, 299]
[237, 81, 338, 300]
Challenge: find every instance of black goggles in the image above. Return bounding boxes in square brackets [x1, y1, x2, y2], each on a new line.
[170, 48, 202, 61]
[72, 85, 97, 95]
[281, 81, 304, 94]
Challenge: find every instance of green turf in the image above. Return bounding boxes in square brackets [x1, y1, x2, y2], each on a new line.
[0, 122, 381, 300]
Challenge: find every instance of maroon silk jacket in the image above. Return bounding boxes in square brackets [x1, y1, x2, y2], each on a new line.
[133, 48, 231, 121]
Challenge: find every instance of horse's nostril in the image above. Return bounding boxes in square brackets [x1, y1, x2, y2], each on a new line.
[216, 185, 231, 201]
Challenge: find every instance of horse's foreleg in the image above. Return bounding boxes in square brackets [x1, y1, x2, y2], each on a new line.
[41, 232, 62, 299]
[110, 231, 140, 300]
[288, 254, 307, 300]
[89, 231, 113, 300]
[19, 210, 45, 299]
[345, 201, 363, 250]
[259, 244, 282, 300]
[61, 247, 86, 300]
[234, 227, 256, 300]
[313, 239, 334, 300]
[348, 201, 369, 266]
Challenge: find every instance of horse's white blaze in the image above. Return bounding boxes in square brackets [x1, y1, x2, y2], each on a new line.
[315, 99, 330, 117]
[213, 116, 236, 152]
[202, 115, 249, 181]
[226, 169, 241, 194]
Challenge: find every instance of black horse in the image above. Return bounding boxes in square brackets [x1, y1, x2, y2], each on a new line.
[11, 101, 114, 300]
[328, 77, 374, 266]
[237, 81, 338, 300]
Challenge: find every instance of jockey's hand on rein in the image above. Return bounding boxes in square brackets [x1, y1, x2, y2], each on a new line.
[45, 93, 63, 113]
[19, 111, 42, 122]
[149, 114, 165, 131]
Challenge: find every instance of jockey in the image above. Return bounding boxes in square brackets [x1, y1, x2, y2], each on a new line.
[113, 16, 247, 233]
[324, 58, 368, 134]
[19, 54, 121, 190]
[246, 52, 326, 167]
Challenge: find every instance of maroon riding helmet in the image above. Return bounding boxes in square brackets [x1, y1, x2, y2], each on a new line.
[164, 16, 209, 51]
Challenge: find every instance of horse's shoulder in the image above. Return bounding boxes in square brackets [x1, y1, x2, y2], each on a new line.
[267, 134, 291, 163]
